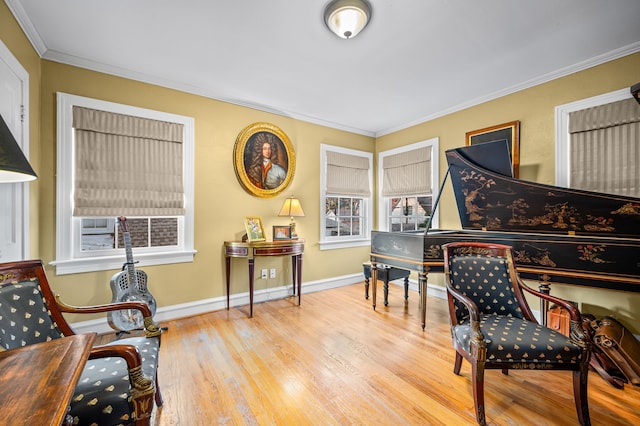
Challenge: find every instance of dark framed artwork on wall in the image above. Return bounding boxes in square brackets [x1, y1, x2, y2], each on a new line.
[465, 120, 520, 177]
[233, 122, 295, 198]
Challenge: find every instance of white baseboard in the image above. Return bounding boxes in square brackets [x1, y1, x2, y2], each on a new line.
[70, 275, 547, 335]
[71, 273, 364, 335]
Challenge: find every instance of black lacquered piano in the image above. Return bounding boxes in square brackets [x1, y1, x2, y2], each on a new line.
[369, 141, 640, 329]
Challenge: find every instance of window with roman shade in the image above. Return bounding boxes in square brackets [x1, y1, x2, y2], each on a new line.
[378, 138, 439, 232]
[320, 145, 373, 249]
[54, 93, 195, 275]
[568, 98, 640, 197]
[73, 106, 185, 217]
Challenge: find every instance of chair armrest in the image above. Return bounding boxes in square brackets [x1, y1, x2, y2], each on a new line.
[446, 283, 485, 351]
[516, 278, 589, 347]
[55, 296, 162, 337]
[90, 344, 154, 393]
[446, 283, 482, 323]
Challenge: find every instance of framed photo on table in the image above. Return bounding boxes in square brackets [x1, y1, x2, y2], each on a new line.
[273, 225, 293, 241]
[244, 216, 266, 242]
[465, 120, 520, 177]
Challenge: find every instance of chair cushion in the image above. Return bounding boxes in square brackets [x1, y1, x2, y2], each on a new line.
[0, 279, 63, 350]
[449, 255, 524, 321]
[70, 336, 160, 426]
[453, 314, 584, 364]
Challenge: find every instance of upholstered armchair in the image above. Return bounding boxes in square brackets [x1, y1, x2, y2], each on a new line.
[0, 260, 162, 426]
[442, 242, 591, 426]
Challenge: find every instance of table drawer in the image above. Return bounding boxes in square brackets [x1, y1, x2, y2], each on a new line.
[226, 246, 249, 256]
[254, 246, 301, 256]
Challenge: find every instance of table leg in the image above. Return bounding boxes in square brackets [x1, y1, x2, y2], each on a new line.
[291, 255, 297, 296]
[248, 258, 255, 317]
[296, 254, 303, 305]
[225, 256, 231, 310]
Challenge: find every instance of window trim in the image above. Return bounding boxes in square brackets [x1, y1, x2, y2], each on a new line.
[319, 144, 373, 250]
[52, 92, 196, 275]
[377, 138, 440, 231]
[555, 88, 632, 188]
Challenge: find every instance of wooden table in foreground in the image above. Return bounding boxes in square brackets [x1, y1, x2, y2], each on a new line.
[0, 332, 96, 426]
[224, 239, 304, 317]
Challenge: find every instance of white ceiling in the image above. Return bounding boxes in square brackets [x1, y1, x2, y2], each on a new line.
[6, 0, 640, 136]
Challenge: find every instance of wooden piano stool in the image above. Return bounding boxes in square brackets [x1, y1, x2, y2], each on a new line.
[363, 262, 410, 306]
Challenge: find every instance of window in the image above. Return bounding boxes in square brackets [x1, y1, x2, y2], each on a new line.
[555, 88, 638, 196]
[320, 145, 372, 250]
[53, 93, 196, 274]
[378, 138, 439, 231]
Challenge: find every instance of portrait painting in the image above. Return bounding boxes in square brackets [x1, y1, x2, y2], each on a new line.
[234, 122, 296, 198]
[466, 121, 520, 178]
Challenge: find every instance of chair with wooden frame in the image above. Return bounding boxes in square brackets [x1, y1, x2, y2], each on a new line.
[0, 259, 163, 426]
[442, 242, 591, 425]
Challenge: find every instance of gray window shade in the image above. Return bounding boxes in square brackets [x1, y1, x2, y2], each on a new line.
[73, 106, 185, 216]
[326, 151, 370, 196]
[382, 146, 431, 196]
[569, 98, 640, 197]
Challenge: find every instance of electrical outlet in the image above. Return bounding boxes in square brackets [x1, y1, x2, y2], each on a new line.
[261, 269, 268, 279]
[270, 268, 276, 278]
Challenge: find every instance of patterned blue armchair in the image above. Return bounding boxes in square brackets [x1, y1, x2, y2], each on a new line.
[0, 260, 162, 425]
[442, 242, 591, 426]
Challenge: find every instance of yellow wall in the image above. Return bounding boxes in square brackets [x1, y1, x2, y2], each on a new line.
[2, 3, 639, 331]
[38, 61, 374, 314]
[377, 53, 640, 331]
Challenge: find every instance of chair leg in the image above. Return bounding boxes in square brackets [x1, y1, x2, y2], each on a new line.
[573, 367, 591, 426]
[453, 351, 463, 375]
[472, 361, 487, 426]
[155, 370, 164, 406]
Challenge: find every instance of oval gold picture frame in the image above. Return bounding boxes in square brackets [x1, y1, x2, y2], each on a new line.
[233, 122, 295, 198]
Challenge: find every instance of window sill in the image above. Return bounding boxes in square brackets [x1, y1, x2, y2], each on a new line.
[319, 238, 370, 251]
[50, 249, 197, 275]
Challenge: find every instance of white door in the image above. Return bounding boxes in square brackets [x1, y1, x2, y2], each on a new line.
[0, 40, 30, 262]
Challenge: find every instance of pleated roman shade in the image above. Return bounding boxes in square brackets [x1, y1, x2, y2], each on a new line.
[325, 151, 371, 197]
[73, 106, 185, 216]
[381, 146, 431, 197]
[569, 98, 640, 197]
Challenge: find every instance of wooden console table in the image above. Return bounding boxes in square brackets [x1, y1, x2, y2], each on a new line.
[0, 332, 96, 426]
[224, 239, 304, 317]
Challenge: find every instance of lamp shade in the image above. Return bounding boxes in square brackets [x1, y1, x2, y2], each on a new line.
[278, 197, 305, 218]
[324, 0, 372, 39]
[0, 114, 37, 182]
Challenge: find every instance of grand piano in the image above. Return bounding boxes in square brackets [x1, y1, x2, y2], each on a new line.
[369, 141, 640, 329]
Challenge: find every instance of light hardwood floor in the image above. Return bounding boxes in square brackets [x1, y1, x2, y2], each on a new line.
[127, 283, 639, 425]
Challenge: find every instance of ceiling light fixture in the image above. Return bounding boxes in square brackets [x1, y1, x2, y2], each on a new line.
[324, 0, 372, 40]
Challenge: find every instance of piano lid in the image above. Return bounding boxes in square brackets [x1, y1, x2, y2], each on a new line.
[446, 143, 640, 238]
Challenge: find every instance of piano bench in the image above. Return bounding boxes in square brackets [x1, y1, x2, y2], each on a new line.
[362, 262, 410, 306]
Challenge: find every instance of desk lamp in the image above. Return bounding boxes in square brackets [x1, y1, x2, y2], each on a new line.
[278, 197, 304, 239]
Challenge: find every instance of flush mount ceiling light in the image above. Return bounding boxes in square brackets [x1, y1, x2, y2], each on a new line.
[324, 0, 372, 39]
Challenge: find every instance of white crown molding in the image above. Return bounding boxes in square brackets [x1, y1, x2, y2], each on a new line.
[376, 41, 640, 137]
[3, 0, 47, 55]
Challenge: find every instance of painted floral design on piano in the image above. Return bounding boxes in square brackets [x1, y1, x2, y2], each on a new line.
[577, 244, 612, 264]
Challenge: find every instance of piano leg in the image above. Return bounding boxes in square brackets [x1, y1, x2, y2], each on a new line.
[419, 270, 428, 330]
[538, 274, 551, 326]
[371, 260, 378, 310]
